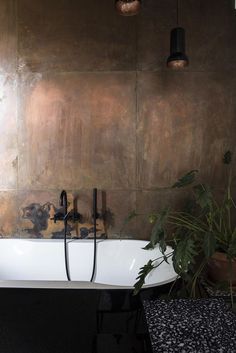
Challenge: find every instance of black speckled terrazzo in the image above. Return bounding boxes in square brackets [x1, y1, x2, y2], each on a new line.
[143, 298, 236, 353]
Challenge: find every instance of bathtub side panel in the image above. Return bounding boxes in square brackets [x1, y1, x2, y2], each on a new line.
[95, 240, 177, 287]
[67, 240, 94, 281]
[0, 239, 67, 280]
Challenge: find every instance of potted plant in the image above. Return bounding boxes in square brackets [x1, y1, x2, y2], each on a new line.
[128, 151, 236, 303]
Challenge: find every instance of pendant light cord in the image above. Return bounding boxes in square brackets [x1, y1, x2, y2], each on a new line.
[177, 0, 179, 26]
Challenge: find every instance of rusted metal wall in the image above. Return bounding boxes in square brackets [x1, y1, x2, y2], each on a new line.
[0, 0, 235, 238]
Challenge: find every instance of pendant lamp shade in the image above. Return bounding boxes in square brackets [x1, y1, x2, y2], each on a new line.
[115, 0, 141, 16]
[167, 27, 189, 69]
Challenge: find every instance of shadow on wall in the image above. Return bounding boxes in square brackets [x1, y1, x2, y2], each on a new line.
[20, 191, 114, 239]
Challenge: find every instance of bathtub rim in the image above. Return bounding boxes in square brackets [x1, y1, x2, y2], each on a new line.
[0, 276, 177, 290]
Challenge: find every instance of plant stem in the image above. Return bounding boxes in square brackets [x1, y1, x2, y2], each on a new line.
[168, 275, 180, 296]
[228, 258, 234, 308]
[227, 170, 232, 234]
[190, 259, 207, 298]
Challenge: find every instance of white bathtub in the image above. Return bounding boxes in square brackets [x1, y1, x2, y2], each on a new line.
[0, 239, 177, 290]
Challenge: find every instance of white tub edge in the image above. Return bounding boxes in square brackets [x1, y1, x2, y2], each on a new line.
[0, 274, 178, 290]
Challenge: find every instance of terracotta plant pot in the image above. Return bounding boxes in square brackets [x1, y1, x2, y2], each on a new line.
[115, 0, 141, 16]
[207, 252, 236, 289]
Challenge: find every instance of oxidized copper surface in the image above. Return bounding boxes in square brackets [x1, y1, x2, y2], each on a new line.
[137, 71, 236, 189]
[0, 0, 234, 240]
[0, 192, 18, 237]
[18, 190, 106, 239]
[0, 74, 17, 189]
[137, 0, 175, 71]
[0, 0, 17, 72]
[138, 0, 236, 71]
[18, 72, 136, 190]
[18, 0, 136, 72]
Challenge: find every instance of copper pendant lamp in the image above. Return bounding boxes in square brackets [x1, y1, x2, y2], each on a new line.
[167, 0, 189, 69]
[115, 0, 141, 16]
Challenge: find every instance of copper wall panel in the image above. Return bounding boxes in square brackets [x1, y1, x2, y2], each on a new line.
[0, 74, 17, 189]
[181, 0, 236, 72]
[18, 72, 136, 190]
[103, 190, 136, 238]
[137, 0, 236, 72]
[137, 71, 236, 190]
[0, 192, 18, 237]
[0, 0, 17, 73]
[0, 0, 234, 239]
[18, 190, 61, 238]
[136, 189, 190, 240]
[18, 0, 136, 72]
[18, 190, 106, 239]
[137, 0, 176, 71]
[0, 1, 17, 191]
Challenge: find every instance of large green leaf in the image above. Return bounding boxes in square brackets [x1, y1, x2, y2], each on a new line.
[143, 242, 155, 250]
[203, 232, 216, 258]
[147, 208, 169, 250]
[133, 260, 155, 295]
[223, 150, 232, 165]
[223, 197, 234, 211]
[150, 220, 164, 247]
[193, 184, 213, 210]
[124, 210, 139, 224]
[148, 214, 158, 224]
[172, 170, 198, 189]
[142, 224, 164, 251]
[144, 236, 167, 254]
[143, 209, 169, 250]
[159, 230, 167, 255]
[173, 238, 197, 275]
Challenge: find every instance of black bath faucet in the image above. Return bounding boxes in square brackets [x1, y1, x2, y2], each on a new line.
[60, 190, 68, 216]
[52, 190, 81, 223]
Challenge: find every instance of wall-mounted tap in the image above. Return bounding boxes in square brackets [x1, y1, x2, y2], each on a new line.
[92, 188, 99, 222]
[60, 190, 68, 217]
[53, 190, 81, 223]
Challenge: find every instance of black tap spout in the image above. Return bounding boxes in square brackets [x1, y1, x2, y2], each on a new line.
[60, 190, 68, 215]
[93, 188, 97, 220]
[52, 190, 81, 223]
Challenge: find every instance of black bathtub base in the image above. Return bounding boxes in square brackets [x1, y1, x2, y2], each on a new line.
[0, 287, 162, 353]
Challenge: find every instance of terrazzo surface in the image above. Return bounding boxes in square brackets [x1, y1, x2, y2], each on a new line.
[143, 298, 236, 353]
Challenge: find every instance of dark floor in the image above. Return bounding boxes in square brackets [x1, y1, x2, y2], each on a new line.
[143, 298, 236, 353]
[0, 288, 154, 353]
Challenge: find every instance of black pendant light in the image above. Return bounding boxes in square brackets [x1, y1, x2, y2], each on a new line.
[115, 0, 141, 16]
[167, 0, 189, 69]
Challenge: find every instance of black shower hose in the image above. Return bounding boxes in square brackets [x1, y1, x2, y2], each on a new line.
[90, 223, 97, 282]
[64, 218, 71, 281]
[63, 188, 97, 282]
[90, 188, 97, 282]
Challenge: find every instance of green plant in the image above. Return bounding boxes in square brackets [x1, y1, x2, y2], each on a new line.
[126, 152, 236, 299]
